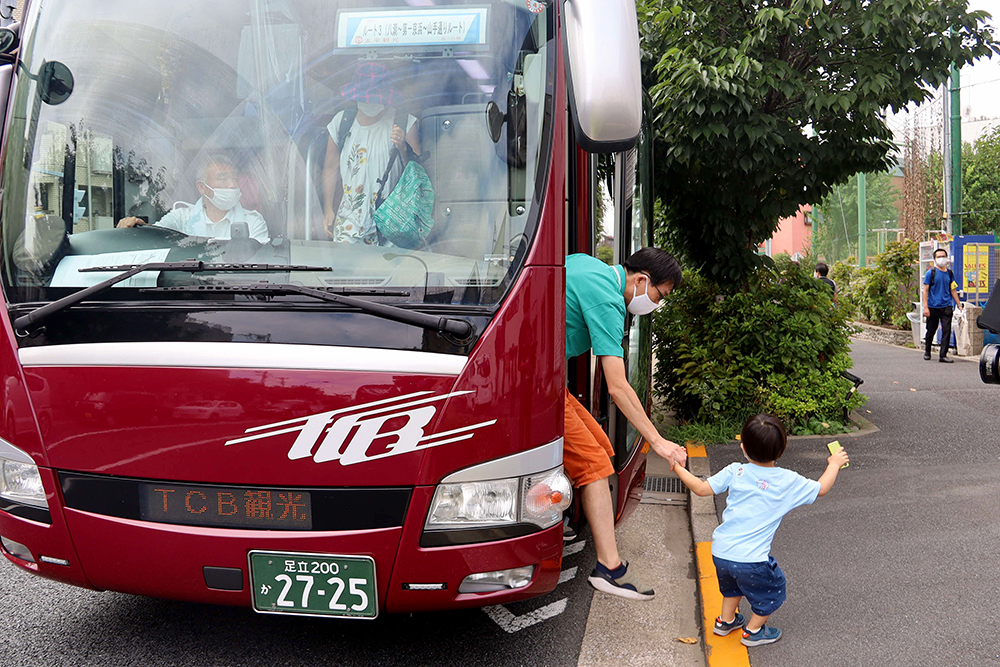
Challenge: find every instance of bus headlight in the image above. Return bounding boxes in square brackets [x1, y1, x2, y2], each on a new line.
[425, 467, 572, 531]
[1, 458, 48, 509]
[426, 479, 518, 528]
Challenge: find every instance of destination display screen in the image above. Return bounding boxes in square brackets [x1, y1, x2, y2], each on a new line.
[139, 483, 313, 530]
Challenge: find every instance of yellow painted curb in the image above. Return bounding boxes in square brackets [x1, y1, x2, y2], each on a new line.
[696, 541, 751, 667]
[686, 443, 707, 458]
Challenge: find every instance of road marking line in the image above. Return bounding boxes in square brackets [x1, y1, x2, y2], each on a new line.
[483, 598, 568, 633]
[563, 541, 585, 557]
[558, 566, 578, 585]
[696, 541, 751, 667]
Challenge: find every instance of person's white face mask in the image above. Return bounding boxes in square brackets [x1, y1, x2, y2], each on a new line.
[202, 184, 241, 212]
[935, 256, 949, 268]
[357, 102, 385, 117]
[627, 275, 662, 316]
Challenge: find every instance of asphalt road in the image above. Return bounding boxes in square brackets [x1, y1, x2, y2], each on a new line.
[708, 339, 1000, 666]
[0, 533, 599, 667]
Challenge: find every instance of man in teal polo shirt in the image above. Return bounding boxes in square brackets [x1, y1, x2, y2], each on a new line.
[565, 247, 687, 600]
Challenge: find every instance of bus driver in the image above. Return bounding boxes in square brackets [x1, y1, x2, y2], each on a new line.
[116, 156, 270, 242]
[565, 247, 687, 600]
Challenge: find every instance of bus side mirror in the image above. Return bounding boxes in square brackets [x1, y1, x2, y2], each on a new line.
[564, 0, 641, 153]
[486, 101, 504, 143]
[38, 61, 74, 105]
[0, 26, 18, 55]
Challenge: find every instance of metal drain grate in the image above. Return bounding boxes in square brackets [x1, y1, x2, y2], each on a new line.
[643, 475, 685, 494]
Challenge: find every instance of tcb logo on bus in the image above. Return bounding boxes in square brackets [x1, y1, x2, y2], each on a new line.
[225, 390, 495, 466]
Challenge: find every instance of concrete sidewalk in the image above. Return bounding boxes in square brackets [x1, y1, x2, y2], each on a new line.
[576, 452, 706, 667]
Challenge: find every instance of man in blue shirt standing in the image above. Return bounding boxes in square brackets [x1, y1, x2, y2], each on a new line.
[922, 248, 964, 363]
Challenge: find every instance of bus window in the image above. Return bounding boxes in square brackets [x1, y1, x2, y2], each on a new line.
[2, 1, 555, 313]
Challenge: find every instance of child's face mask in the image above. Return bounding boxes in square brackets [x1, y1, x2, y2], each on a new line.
[357, 102, 385, 117]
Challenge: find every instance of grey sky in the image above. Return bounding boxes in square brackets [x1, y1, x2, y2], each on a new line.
[962, 0, 1000, 120]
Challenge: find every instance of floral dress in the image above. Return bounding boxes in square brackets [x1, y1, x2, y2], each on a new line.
[326, 110, 417, 244]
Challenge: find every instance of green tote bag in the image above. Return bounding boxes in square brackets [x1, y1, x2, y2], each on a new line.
[373, 153, 435, 249]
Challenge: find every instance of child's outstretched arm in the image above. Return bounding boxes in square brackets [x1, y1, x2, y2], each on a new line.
[670, 458, 715, 497]
[817, 447, 850, 497]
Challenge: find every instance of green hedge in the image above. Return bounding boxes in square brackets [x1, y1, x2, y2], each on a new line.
[653, 255, 866, 437]
[829, 239, 919, 328]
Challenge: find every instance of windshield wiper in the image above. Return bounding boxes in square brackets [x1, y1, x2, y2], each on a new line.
[145, 283, 475, 338]
[13, 261, 331, 332]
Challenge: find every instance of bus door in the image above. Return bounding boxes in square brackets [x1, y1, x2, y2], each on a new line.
[602, 99, 654, 524]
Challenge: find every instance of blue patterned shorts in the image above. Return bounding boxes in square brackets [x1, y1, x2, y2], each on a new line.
[713, 555, 787, 616]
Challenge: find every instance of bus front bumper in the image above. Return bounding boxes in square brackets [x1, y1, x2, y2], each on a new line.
[0, 476, 564, 613]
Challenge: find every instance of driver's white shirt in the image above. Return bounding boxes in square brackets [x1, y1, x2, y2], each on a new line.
[156, 198, 270, 242]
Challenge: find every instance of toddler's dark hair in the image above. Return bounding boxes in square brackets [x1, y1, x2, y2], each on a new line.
[741, 414, 787, 463]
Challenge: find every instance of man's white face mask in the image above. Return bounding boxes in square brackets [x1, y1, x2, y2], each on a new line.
[202, 184, 241, 212]
[357, 102, 385, 117]
[627, 276, 662, 316]
[935, 256, 949, 268]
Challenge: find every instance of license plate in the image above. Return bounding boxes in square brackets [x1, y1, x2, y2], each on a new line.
[248, 551, 378, 619]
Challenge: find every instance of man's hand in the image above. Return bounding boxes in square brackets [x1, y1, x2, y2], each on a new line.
[649, 437, 687, 467]
[116, 217, 147, 229]
[923, 306, 930, 318]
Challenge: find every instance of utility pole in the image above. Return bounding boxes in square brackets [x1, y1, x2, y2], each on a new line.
[942, 83, 951, 234]
[858, 172, 867, 267]
[950, 61, 962, 236]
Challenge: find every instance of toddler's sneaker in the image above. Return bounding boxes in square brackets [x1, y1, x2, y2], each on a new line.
[741, 624, 781, 647]
[713, 612, 746, 636]
[587, 560, 655, 600]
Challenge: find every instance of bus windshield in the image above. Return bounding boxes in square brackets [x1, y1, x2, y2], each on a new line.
[2, 0, 553, 310]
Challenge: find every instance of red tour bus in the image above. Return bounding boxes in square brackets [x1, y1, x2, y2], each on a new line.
[0, 0, 655, 618]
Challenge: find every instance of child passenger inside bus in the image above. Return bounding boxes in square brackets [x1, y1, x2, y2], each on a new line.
[115, 155, 270, 242]
[321, 62, 421, 245]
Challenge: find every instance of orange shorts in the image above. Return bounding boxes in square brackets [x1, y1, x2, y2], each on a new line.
[563, 389, 615, 487]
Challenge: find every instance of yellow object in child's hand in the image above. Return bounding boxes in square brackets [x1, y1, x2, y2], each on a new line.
[827, 440, 849, 469]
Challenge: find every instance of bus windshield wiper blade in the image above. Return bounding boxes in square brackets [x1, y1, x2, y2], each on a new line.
[144, 283, 475, 338]
[78, 262, 330, 273]
[13, 261, 331, 332]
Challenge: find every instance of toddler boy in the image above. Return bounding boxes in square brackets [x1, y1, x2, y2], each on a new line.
[671, 414, 849, 646]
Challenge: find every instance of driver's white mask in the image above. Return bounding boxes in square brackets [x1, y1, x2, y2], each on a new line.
[627, 276, 661, 316]
[203, 184, 241, 212]
[935, 257, 949, 268]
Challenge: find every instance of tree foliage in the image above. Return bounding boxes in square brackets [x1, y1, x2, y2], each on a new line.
[653, 255, 864, 429]
[638, 0, 998, 285]
[960, 126, 1000, 235]
[831, 239, 920, 327]
[907, 127, 1000, 236]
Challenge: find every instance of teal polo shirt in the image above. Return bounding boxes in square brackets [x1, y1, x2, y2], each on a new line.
[566, 254, 627, 359]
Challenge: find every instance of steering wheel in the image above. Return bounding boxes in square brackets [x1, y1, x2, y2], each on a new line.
[126, 223, 190, 241]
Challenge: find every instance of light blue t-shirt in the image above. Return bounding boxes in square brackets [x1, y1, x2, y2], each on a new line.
[707, 461, 821, 563]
